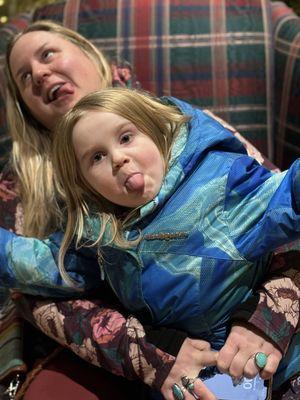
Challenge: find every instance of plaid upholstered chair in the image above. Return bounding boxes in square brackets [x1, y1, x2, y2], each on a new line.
[0, 0, 299, 395]
[1, 0, 300, 171]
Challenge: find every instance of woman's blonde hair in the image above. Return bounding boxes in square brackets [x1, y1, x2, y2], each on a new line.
[5, 20, 112, 238]
[53, 87, 189, 286]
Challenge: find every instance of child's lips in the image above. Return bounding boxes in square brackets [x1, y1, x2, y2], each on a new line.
[125, 173, 144, 192]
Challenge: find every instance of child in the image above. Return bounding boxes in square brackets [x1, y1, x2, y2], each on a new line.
[51, 87, 300, 398]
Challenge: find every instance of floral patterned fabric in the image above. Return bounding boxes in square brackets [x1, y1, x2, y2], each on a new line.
[15, 294, 175, 390]
[0, 166, 22, 234]
[230, 250, 300, 357]
[248, 252, 300, 354]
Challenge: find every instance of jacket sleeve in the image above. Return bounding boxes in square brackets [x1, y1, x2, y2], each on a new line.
[0, 228, 102, 297]
[16, 294, 176, 390]
[225, 157, 300, 260]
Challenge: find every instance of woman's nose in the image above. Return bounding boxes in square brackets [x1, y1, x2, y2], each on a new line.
[32, 62, 50, 86]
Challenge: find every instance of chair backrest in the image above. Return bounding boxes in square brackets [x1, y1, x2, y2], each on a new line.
[0, 0, 276, 169]
[2, 0, 300, 170]
[271, 1, 300, 168]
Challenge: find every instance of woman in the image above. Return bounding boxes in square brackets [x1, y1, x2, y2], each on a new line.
[2, 20, 299, 399]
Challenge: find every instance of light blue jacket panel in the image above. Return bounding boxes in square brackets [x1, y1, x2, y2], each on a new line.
[0, 229, 102, 296]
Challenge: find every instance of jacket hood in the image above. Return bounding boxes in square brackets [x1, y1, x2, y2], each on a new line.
[138, 97, 247, 220]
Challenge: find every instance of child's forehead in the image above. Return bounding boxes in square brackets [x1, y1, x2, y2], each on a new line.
[74, 109, 134, 132]
[80, 109, 126, 121]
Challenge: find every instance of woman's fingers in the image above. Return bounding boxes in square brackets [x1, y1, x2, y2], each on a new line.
[192, 378, 217, 400]
[219, 346, 281, 380]
[217, 323, 283, 382]
[243, 345, 281, 380]
[196, 350, 219, 368]
[243, 355, 261, 379]
[164, 378, 217, 400]
[259, 351, 281, 380]
[217, 342, 236, 374]
[160, 338, 219, 399]
[228, 350, 255, 378]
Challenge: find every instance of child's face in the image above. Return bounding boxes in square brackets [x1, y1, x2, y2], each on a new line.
[72, 110, 165, 208]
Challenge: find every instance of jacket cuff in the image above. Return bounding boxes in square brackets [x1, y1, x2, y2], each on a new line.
[0, 227, 17, 286]
[144, 325, 187, 357]
[151, 356, 176, 390]
[230, 293, 260, 322]
[230, 292, 295, 354]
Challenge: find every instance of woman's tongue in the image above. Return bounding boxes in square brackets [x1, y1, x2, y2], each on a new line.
[125, 173, 144, 192]
[55, 82, 74, 99]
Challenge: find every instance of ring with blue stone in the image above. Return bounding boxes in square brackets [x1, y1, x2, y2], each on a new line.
[181, 376, 196, 392]
[172, 383, 185, 400]
[254, 352, 268, 369]
[181, 376, 200, 399]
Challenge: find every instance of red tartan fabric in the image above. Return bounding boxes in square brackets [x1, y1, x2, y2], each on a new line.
[272, 1, 300, 169]
[0, 0, 299, 167]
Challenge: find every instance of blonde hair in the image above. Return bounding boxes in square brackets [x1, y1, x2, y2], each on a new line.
[53, 87, 189, 286]
[5, 20, 112, 238]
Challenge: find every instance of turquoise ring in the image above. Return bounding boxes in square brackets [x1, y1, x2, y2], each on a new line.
[172, 383, 185, 400]
[181, 376, 196, 392]
[254, 352, 268, 369]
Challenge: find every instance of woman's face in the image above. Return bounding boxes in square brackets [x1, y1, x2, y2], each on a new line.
[9, 30, 103, 130]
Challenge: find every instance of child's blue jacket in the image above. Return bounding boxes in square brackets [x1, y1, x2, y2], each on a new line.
[0, 98, 300, 382]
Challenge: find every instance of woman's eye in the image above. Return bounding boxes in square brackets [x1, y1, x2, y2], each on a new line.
[42, 50, 54, 60]
[21, 72, 32, 83]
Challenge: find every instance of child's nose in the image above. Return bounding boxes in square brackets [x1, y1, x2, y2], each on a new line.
[112, 151, 129, 169]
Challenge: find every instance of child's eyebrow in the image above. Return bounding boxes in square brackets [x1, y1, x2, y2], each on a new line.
[78, 121, 135, 163]
[118, 121, 134, 131]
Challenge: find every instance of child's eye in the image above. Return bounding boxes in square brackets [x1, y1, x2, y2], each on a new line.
[92, 152, 104, 164]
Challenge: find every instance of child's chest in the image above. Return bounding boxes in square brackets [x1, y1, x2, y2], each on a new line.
[100, 191, 267, 334]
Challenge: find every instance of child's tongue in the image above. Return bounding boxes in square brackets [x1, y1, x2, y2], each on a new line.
[125, 173, 144, 192]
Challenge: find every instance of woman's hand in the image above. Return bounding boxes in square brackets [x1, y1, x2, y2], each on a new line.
[161, 338, 218, 400]
[217, 323, 283, 381]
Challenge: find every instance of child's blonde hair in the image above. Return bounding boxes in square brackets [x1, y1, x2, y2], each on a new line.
[53, 87, 189, 286]
[5, 20, 112, 238]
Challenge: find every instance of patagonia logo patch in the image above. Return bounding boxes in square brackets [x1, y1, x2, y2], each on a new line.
[144, 232, 188, 241]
